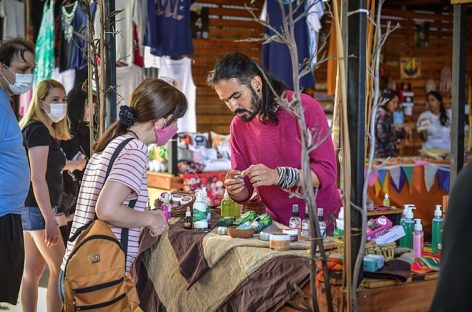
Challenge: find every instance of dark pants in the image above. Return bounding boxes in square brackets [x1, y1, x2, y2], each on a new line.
[0, 214, 24, 305]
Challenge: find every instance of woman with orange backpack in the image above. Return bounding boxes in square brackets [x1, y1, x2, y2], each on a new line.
[60, 78, 188, 311]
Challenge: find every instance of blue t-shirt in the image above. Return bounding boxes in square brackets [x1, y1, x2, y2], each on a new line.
[144, 0, 193, 57]
[0, 88, 30, 216]
[262, 1, 314, 89]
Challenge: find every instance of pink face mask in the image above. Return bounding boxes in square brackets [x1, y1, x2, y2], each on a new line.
[155, 123, 178, 146]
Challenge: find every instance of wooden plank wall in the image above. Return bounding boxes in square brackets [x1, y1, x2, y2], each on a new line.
[192, 0, 264, 134]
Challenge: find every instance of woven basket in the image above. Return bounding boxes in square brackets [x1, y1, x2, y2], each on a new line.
[335, 239, 396, 261]
[154, 191, 195, 218]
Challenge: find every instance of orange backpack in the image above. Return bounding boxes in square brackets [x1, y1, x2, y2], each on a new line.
[63, 138, 140, 311]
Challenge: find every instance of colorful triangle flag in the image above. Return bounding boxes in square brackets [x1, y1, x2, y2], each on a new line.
[424, 163, 438, 192]
[368, 169, 379, 187]
[382, 171, 390, 194]
[437, 169, 450, 193]
[389, 166, 402, 193]
[374, 180, 381, 197]
[402, 166, 414, 186]
[378, 168, 387, 187]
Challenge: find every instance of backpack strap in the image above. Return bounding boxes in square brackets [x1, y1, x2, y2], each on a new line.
[68, 137, 135, 243]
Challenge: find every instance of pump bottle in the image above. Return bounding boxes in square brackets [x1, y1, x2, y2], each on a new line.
[399, 206, 415, 248]
[413, 219, 424, 258]
[432, 205, 444, 255]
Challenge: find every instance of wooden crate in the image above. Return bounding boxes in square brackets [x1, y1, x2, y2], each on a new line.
[147, 172, 183, 191]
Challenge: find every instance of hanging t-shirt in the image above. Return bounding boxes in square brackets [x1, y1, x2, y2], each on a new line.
[22, 121, 67, 208]
[0, 0, 25, 39]
[144, 0, 193, 57]
[158, 56, 196, 132]
[116, 64, 146, 118]
[261, 0, 314, 89]
[34, 0, 55, 86]
[59, 1, 97, 72]
[53, 67, 76, 94]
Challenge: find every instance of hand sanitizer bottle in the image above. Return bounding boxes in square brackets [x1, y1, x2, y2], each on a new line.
[413, 219, 424, 258]
[432, 205, 443, 255]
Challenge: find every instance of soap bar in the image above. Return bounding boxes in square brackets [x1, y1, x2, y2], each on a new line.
[363, 255, 384, 272]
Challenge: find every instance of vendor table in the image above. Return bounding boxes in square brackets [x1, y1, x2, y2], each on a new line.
[135, 215, 311, 312]
[282, 273, 438, 312]
[368, 159, 449, 237]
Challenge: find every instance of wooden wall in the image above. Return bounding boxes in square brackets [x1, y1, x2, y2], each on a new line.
[192, 0, 264, 134]
[190, 2, 472, 148]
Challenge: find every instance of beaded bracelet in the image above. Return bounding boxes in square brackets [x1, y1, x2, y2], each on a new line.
[276, 167, 300, 189]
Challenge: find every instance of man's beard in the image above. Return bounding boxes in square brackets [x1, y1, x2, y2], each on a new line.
[234, 87, 261, 122]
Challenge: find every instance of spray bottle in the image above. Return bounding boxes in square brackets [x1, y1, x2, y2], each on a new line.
[413, 219, 424, 258]
[399, 205, 415, 248]
[334, 207, 344, 237]
[383, 194, 390, 207]
[432, 205, 444, 255]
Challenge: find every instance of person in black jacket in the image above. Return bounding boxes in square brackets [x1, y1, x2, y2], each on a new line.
[59, 85, 91, 242]
[430, 163, 472, 311]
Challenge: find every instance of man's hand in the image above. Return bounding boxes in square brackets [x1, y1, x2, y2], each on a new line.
[241, 164, 279, 188]
[224, 169, 246, 195]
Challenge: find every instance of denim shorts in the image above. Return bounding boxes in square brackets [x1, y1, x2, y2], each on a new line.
[21, 206, 46, 231]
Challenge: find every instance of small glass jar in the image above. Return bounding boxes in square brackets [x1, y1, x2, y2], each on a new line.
[283, 229, 299, 242]
[269, 234, 290, 251]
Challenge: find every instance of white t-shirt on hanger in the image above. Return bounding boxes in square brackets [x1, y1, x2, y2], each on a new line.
[158, 56, 196, 133]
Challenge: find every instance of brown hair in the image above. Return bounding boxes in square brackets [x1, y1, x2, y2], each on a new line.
[94, 78, 188, 153]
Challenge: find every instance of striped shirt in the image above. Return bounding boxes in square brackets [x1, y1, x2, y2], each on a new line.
[61, 135, 149, 273]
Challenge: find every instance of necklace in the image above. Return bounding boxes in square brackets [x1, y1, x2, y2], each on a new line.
[127, 130, 139, 139]
[61, 1, 78, 43]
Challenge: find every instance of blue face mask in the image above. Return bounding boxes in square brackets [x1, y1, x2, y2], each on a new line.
[2, 65, 33, 94]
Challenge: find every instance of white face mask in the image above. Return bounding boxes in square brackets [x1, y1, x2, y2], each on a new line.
[2, 66, 33, 95]
[46, 103, 67, 123]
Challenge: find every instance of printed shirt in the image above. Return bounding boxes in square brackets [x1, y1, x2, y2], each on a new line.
[61, 135, 149, 273]
[375, 107, 406, 158]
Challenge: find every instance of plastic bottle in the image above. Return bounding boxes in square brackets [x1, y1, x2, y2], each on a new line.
[334, 207, 344, 237]
[289, 204, 302, 236]
[399, 206, 415, 248]
[413, 219, 424, 258]
[192, 191, 208, 230]
[201, 186, 211, 221]
[383, 194, 390, 207]
[221, 191, 231, 218]
[318, 208, 326, 238]
[432, 205, 444, 255]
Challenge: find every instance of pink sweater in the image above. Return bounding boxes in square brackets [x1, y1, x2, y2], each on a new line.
[230, 91, 341, 231]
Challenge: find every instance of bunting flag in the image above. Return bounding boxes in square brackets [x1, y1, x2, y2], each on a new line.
[368, 169, 379, 187]
[389, 166, 402, 193]
[374, 179, 381, 197]
[382, 171, 390, 194]
[437, 169, 450, 193]
[424, 163, 439, 192]
[378, 168, 388, 187]
[412, 166, 423, 194]
[402, 166, 414, 186]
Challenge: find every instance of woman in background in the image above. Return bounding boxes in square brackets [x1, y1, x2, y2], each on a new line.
[59, 85, 91, 243]
[19, 79, 86, 312]
[375, 88, 410, 158]
[416, 90, 451, 152]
